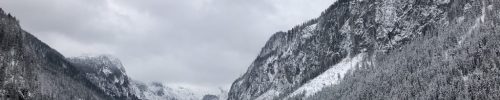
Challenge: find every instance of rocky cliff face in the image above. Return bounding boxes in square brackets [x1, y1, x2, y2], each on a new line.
[229, 0, 500, 99]
[67, 55, 138, 99]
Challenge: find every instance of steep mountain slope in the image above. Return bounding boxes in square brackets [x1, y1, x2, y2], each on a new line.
[68, 55, 228, 100]
[0, 8, 114, 100]
[0, 8, 225, 100]
[0, 7, 232, 100]
[229, 0, 500, 99]
[67, 55, 138, 99]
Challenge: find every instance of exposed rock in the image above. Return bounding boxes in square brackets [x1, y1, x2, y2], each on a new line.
[229, 0, 500, 99]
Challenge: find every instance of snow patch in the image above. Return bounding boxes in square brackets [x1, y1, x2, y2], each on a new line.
[9, 50, 15, 56]
[464, 3, 472, 11]
[102, 68, 112, 75]
[256, 89, 280, 100]
[436, 0, 450, 4]
[113, 77, 119, 83]
[9, 60, 16, 66]
[287, 53, 365, 98]
[340, 19, 351, 34]
[480, 2, 487, 22]
[132, 82, 229, 100]
[459, 18, 481, 45]
[488, 5, 494, 10]
[456, 16, 465, 23]
[301, 23, 317, 38]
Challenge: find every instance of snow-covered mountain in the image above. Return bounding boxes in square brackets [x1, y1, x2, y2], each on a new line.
[229, 0, 500, 99]
[0, 8, 113, 100]
[130, 81, 227, 100]
[0, 8, 225, 100]
[67, 55, 229, 100]
[67, 55, 137, 99]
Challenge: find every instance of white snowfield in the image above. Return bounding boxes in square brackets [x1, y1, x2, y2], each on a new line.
[130, 81, 228, 100]
[287, 53, 365, 98]
[255, 89, 280, 100]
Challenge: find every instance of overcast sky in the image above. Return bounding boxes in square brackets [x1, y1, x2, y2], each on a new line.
[0, 0, 334, 88]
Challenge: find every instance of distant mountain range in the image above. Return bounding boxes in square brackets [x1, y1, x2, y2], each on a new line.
[0, 8, 225, 100]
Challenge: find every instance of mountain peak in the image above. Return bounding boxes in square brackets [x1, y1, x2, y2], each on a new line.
[69, 55, 126, 74]
[67, 55, 134, 99]
[0, 8, 19, 25]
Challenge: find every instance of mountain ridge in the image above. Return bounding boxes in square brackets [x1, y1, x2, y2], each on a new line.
[0, 8, 225, 100]
[229, 0, 500, 99]
[0, 7, 114, 100]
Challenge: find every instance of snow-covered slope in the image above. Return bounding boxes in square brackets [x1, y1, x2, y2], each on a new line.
[0, 8, 225, 100]
[287, 53, 365, 98]
[130, 81, 228, 100]
[0, 8, 112, 100]
[68, 55, 137, 99]
[164, 84, 228, 100]
[67, 54, 229, 100]
[230, 0, 500, 99]
[68, 55, 229, 100]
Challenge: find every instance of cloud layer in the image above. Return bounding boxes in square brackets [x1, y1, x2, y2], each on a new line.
[0, 0, 335, 87]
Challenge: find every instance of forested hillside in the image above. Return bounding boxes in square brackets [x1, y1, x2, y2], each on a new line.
[229, 0, 500, 99]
